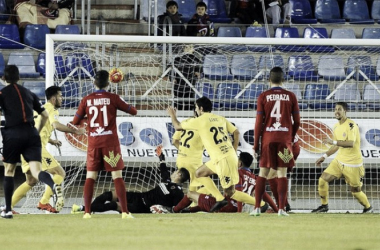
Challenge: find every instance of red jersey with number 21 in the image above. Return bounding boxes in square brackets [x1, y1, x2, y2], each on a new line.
[73, 90, 137, 149]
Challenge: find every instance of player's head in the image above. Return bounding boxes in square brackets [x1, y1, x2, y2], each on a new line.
[334, 102, 348, 121]
[45, 86, 63, 108]
[94, 70, 110, 89]
[196, 2, 207, 16]
[171, 167, 190, 184]
[195, 96, 212, 116]
[238, 152, 253, 168]
[269, 67, 284, 86]
[166, 1, 178, 15]
[3, 65, 20, 84]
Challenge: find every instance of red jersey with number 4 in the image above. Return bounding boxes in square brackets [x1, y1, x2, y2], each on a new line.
[73, 90, 137, 149]
[254, 87, 300, 151]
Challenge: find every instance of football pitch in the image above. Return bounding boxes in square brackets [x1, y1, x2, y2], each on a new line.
[1, 213, 379, 250]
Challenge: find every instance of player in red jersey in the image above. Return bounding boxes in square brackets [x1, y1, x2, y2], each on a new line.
[72, 70, 137, 219]
[252, 67, 300, 217]
[236, 152, 278, 213]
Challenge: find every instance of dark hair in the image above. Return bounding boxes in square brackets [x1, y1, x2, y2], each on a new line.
[269, 66, 284, 84]
[45, 86, 62, 100]
[94, 70, 109, 89]
[4, 65, 19, 84]
[196, 96, 212, 112]
[335, 102, 348, 111]
[178, 168, 190, 183]
[196, 2, 207, 9]
[239, 152, 253, 168]
[166, 0, 178, 8]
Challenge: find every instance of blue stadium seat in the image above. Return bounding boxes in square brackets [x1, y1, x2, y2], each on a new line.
[287, 55, 319, 81]
[304, 83, 334, 110]
[65, 54, 79, 78]
[343, 0, 374, 24]
[346, 56, 379, 81]
[0, 0, 9, 21]
[8, 52, 40, 78]
[231, 54, 259, 80]
[275, 27, 306, 52]
[303, 27, 334, 53]
[318, 55, 346, 81]
[245, 27, 274, 52]
[22, 81, 45, 100]
[284, 83, 308, 109]
[0, 24, 24, 49]
[177, 0, 197, 22]
[362, 28, 380, 52]
[363, 84, 380, 110]
[330, 28, 359, 50]
[236, 83, 266, 110]
[195, 82, 220, 108]
[36, 53, 45, 77]
[217, 27, 247, 52]
[0, 52, 4, 77]
[333, 83, 364, 110]
[289, 0, 318, 24]
[215, 83, 241, 109]
[24, 24, 50, 49]
[203, 54, 233, 80]
[314, 0, 346, 23]
[372, 0, 380, 23]
[258, 55, 286, 79]
[65, 53, 95, 79]
[202, 0, 231, 23]
[55, 25, 81, 34]
[140, 0, 166, 22]
[61, 81, 79, 107]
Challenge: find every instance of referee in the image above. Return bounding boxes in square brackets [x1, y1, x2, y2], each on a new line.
[0, 65, 63, 219]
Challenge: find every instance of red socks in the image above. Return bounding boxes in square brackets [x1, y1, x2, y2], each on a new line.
[173, 195, 192, 213]
[114, 178, 129, 213]
[254, 176, 267, 208]
[277, 177, 288, 210]
[84, 178, 95, 213]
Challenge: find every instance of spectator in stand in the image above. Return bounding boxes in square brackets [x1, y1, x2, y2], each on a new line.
[229, 0, 264, 25]
[157, 0, 186, 36]
[186, 2, 214, 37]
[265, 0, 292, 26]
[7, 0, 73, 29]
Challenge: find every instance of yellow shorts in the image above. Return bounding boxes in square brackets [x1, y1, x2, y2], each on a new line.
[205, 153, 238, 189]
[21, 147, 60, 173]
[324, 158, 364, 188]
[177, 157, 203, 189]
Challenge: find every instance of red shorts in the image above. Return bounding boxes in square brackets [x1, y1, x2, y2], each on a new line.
[87, 146, 124, 172]
[198, 194, 237, 213]
[259, 142, 295, 171]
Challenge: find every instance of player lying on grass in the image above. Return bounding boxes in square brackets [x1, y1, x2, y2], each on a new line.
[151, 152, 278, 213]
[71, 146, 190, 214]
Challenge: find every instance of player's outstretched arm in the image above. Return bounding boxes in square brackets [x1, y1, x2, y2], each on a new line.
[53, 121, 86, 135]
[167, 106, 183, 130]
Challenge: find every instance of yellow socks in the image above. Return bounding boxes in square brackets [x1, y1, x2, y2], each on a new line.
[231, 190, 264, 206]
[40, 174, 64, 204]
[197, 177, 224, 201]
[318, 178, 329, 205]
[12, 182, 33, 208]
[352, 191, 371, 208]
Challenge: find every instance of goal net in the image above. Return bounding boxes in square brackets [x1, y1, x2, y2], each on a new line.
[18, 33, 380, 213]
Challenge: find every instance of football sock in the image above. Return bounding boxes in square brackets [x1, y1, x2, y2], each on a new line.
[84, 178, 95, 214]
[12, 182, 32, 208]
[40, 174, 64, 204]
[3, 176, 14, 213]
[173, 195, 192, 213]
[262, 192, 278, 212]
[114, 178, 128, 213]
[197, 177, 224, 201]
[352, 191, 371, 208]
[277, 177, 288, 210]
[318, 178, 329, 205]
[254, 176, 266, 208]
[268, 177, 279, 206]
[231, 190, 258, 206]
[37, 171, 55, 191]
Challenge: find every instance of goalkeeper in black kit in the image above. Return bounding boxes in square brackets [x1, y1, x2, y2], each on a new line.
[71, 146, 190, 214]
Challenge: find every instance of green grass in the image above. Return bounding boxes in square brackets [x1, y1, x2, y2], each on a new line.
[1, 213, 379, 250]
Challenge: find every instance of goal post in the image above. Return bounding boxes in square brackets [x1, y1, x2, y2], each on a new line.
[25, 33, 380, 214]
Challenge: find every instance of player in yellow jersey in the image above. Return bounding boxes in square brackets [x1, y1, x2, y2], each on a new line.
[312, 102, 373, 213]
[11, 86, 85, 213]
[168, 96, 260, 212]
